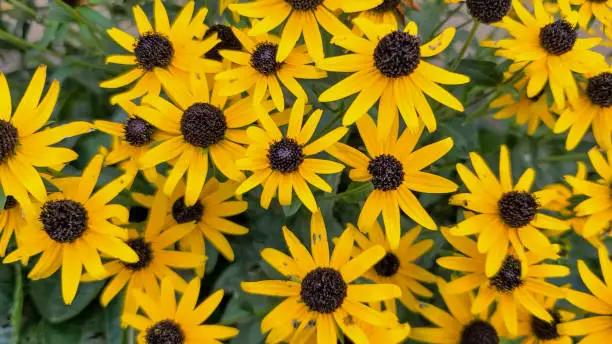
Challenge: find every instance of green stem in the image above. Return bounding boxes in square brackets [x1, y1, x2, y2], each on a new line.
[6, 0, 39, 20]
[321, 182, 372, 201]
[10, 264, 23, 344]
[450, 20, 479, 71]
[54, 0, 107, 53]
[428, 3, 464, 40]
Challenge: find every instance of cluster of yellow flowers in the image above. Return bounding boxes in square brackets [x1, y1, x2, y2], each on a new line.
[1, 0, 612, 343]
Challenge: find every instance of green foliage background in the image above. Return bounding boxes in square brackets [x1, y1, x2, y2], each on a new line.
[0, 0, 606, 343]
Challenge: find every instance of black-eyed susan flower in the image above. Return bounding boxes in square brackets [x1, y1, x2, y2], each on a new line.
[241, 210, 401, 343]
[327, 115, 457, 249]
[410, 278, 505, 344]
[135, 177, 248, 272]
[557, 249, 612, 342]
[465, 0, 512, 23]
[486, 0, 607, 110]
[317, 18, 469, 135]
[514, 292, 575, 344]
[437, 227, 570, 336]
[101, 0, 222, 103]
[559, 0, 612, 28]
[229, 0, 379, 62]
[347, 223, 436, 312]
[122, 278, 238, 343]
[554, 70, 612, 150]
[235, 99, 347, 213]
[353, 0, 413, 29]
[0, 66, 91, 214]
[82, 186, 205, 316]
[565, 147, 612, 238]
[215, 31, 326, 111]
[449, 145, 569, 276]
[490, 76, 556, 135]
[540, 162, 586, 217]
[136, 72, 263, 206]
[0, 196, 26, 259]
[94, 101, 163, 185]
[3, 155, 138, 304]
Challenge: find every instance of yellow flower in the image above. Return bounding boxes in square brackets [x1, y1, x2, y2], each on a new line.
[82, 186, 205, 316]
[411, 278, 506, 344]
[214, 30, 326, 111]
[353, 0, 414, 29]
[565, 147, 612, 238]
[559, 0, 612, 28]
[557, 248, 612, 342]
[241, 211, 401, 343]
[101, 0, 222, 103]
[317, 18, 469, 135]
[235, 98, 347, 213]
[514, 292, 576, 344]
[122, 278, 238, 344]
[449, 145, 569, 276]
[486, 0, 607, 110]
[94, 101, 162, 185]
[0, 66, 91, 215]
[554, 72, 612, 150]
[490, 76, 557, 135]
[136, 70, 262, 206]
[133, 177, 248, 274]
[3, 155, 138, 304]
[540, 162, 586, 217]
[0, 196, 27, 260]
[347, 223, 436, 312]
[229, 0, 380, 61]
[437, 228, 570, 336]
[327, 115, 457, 249]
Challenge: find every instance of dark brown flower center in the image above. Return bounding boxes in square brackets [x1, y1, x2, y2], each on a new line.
[0, 120, 18, 165]
[498, 191, 538, 228]
[123, 238, 153, 271]
[250, 42, 283, 75]
[374, 31, 421, 78]
[368, 154, 404, 191]
[204, 25, 242, 61]
[465, 0, 512, 23]
[460, 320, 500, 344]
[285, 0, 323, 11]
[539, 20, 577, 56]
[531, 310, 561, 340]
[145, 320, 185, 344]
[374, 252, 400, 277]
[267, 138, 304, 173]
[40, 200, 89, 243]
[134, 32, 174, 71]
[172, 196, 204, 224]
[489, 256, 523, 292]
[124, 117, 154, 147]
[300, 267, 347, 313]
[180, 103, 227, 148]
[587, 72, 612, 108]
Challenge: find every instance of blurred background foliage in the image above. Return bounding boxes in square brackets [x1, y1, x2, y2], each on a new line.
[0, 0, 607, 343]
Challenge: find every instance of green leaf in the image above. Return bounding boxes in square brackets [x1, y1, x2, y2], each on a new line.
[0, 184, 6, 211]
[78, 7, 112, 28]
[455, 59, 503, 87]
[282, 198, 302, 217]
[103, 294, 124, 344]
[29, 274, 104, 323]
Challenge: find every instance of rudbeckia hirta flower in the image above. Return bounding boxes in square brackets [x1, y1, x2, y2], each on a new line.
[327, 115, 457, 249]
[347, 223, 436, 312]
[318, 18, 469, 134]
[0, 196, 26, 259]
[410, 278, 505, 344]
[94, 102, 162, 185]
[0, 66, 91, 214]
[229, 0, 380, 62]
[132, 177, 248, 272]
[241, 211, 401, 343]
[557, 248, 612, 342]
[449, 145, 569, 276]
[82, 187, 205, 316]
[215, 31, 326, 111]
[554, 70, 612, 150]
[353, 0, 413, 29]
[123, 278, 239, 343]
[490, 76, 556, 135]
[305, 311, 411, 343]
[437, 227, 570, 336]
[564, 147, 612, 238]
[559, 0, 612, 28]
[515, 292, 575, 344]
[3, 155, 138, 304]
[101, 0, 222, 103]
[464, 0, 512, 23]
[487, 0, 607, 109]
[136, 71, 260, 206]
[235, 98, 347, 212]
